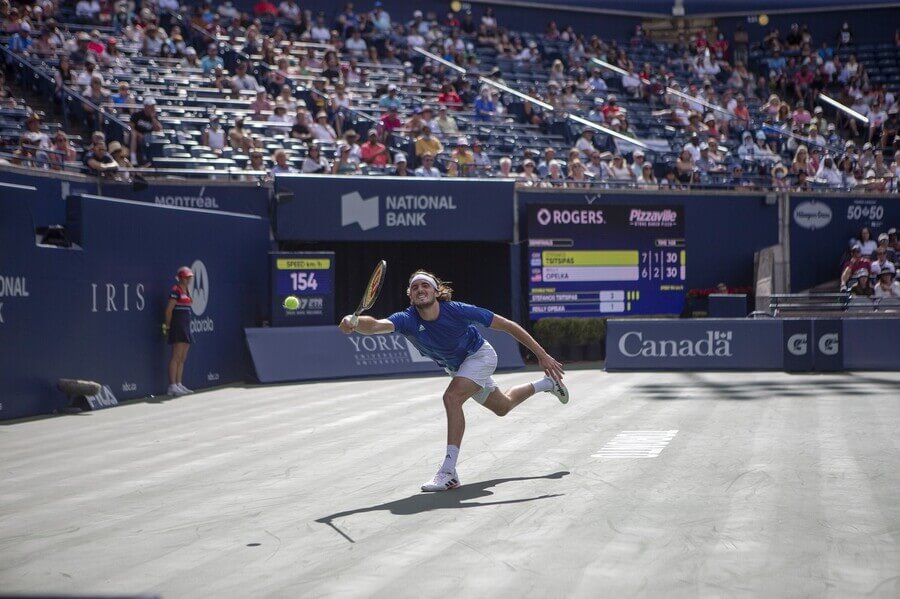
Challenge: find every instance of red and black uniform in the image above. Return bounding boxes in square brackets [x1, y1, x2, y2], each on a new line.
[168, 284, 194, 344]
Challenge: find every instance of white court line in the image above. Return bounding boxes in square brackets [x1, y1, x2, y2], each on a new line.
[592, 430, 678, 459]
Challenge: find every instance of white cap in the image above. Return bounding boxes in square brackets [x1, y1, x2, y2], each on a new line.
[633, 149, 644, 157]
[394, 152, 407, 163]
[143, 97, 157, 106]
[413, 10, 423, 17]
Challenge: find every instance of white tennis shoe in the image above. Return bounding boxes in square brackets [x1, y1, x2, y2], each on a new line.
[167, 384, 186, 396]
[421, 470, 461, 492]
[177, 384, 193, 394]
[549, 379, 569, 404]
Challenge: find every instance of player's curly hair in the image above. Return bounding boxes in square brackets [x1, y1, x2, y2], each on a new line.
[409, 269, 453, 301]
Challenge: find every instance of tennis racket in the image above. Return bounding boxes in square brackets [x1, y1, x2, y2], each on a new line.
[349, 260, 387, 326]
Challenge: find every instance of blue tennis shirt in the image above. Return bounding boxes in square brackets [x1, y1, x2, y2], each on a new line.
[387, 301, 495, 370]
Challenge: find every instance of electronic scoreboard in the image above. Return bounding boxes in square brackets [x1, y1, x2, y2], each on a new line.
[527, 203, 686, 318]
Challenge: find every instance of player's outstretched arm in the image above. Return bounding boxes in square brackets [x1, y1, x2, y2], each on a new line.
[490, 314, 564, 382]
[339, 315, 395, 335]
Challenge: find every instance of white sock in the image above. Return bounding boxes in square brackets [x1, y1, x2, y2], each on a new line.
[531, 376, 555, 393]
[440, 444, 459, 473]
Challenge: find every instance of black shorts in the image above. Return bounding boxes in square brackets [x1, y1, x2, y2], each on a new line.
[168, 310, 194, 344]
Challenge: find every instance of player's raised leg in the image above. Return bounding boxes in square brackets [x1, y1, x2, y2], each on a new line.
[481, 376, 569, 417]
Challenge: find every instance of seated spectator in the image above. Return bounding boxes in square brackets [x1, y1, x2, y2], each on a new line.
[342, 130, 362, 165]
[608, 154, 633, 183]
[201, 43, 224, 74]
[270, 149, 296, 174]
[517, 159, 540, 185]
[851, 269, 873, 296]
[497, 157, 514, 178]
[82, 139, 117, 177]
[771, 163, 790, 190]
[414, 153, 441, 177]
[873, 264, 900, 299]
[791, 145, 815, 176]
[180, 47, 201, 68]
[474, 87, 496, 121]
[380, 106, 401, 138]
[416, 125, 444, 158]
[361, 129, 389, 167]
[435, 105, 458, 135]
[870, 245, 893, 275]
[231, 61, 258, 93]
[637, 162, 658, 189]
[129, 97, 162, 165]
[730, 164, 753, 189]
[674, 149, 695, 184]
[451, 138, 475, 176]
[268, 102, 292, 124]
[629, 150, 648, 179]
[841, 242, 872, 290]
[108, 141, 132, 182]
[244, 148, 266, 173]
[875, 233, 895, 263]
[249, 88, 273, 115]
[437, 84, 462, 110]
[392, 153, 410, 176]
[537, 148, 557, 178]
[568, 160, 591, 188]
[302, 143, 329, 173]
[201, 115, 226, 153]
[48, 131, 77, 169]
[575, 128, 596, 162]
[856, 227, 878, 256]
[310, 111, 337, 143]
[815, 155, 843, 187]
[471, 140, 491, 174]
[332, 143, 360, 174]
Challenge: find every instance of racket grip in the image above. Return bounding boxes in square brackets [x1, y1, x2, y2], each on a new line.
[349, 314, 359, 327]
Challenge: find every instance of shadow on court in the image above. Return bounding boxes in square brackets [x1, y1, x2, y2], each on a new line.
[316, 471, 570, 543]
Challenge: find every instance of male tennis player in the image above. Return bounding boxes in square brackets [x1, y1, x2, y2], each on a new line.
[339, 270, 568, 492]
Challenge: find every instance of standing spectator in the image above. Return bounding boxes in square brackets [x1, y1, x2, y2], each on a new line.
[857, 227, 878, 256]
[163, 266, 195, 397]
[414, 152, 441, 177]
[129, 97, 162, 165]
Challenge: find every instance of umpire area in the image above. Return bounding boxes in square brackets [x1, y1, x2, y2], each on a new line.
[1, 370, 899, 598]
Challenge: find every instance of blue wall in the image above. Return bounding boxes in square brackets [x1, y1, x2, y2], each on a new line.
[0, 191, 270, 421]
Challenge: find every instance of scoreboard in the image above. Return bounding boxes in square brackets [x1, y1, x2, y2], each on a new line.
[527, 204, 686, 318]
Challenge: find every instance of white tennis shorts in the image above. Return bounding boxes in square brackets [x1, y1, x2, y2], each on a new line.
[447, 341, 498, 404]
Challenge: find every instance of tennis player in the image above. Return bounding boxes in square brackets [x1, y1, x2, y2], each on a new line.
[339, 270, 568, 492]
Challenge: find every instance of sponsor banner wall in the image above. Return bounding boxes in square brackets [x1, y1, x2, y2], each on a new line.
[274, 175, 515, 241]
[0, 168, 94, 225]
[843, 318, 900, 370]
[789, 194, 900, 291]
[0, 193, 269, 420]
[101, 181, 270, 219]
[517, 190, 778, 299]
[605, 318, 785, 370]
[782, 319, 814, 372]
[245, 326, 525, 383]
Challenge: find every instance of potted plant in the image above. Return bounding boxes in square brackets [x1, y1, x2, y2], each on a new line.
[533, 318, 564, 361]
[583, 318, 607, 361]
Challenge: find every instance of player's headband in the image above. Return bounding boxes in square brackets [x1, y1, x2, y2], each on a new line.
[408, 274, 438, 290]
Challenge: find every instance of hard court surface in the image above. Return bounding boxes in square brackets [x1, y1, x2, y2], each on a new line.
[1, 369, 899, 598]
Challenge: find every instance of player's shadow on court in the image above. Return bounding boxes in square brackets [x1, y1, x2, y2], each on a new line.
[316, 471, 569, 543]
